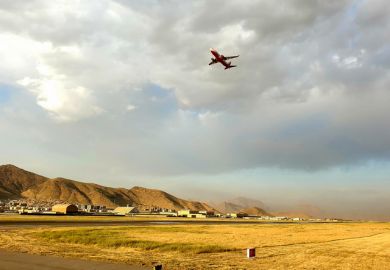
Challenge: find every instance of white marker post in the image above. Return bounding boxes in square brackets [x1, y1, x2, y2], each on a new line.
[247, 247, 256, 259]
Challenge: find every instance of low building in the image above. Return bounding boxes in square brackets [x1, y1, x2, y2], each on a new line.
[52, 204, 78, 214]
[199, 210, 215, 216]
[113, 206, 139, 215]
[178, 210, 212, 218]
[270, 216, 288, 221]
[159, 211, 178, 217]
[258, 216, 271, 220]
[178, 210, 198, 217]
[227, 212, 248, 218]
[191, 213, 207, 218]
[79, 204, 107, 213]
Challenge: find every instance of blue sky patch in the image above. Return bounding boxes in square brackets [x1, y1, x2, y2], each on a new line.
[0, 84, 12, 104]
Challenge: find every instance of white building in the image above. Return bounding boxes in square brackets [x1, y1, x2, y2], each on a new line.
[113, 206, 139, 215]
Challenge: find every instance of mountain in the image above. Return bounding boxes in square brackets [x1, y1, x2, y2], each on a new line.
[213, 201, 243, 213]
[0, 164, 214, 211]
[20, 177, 134, 208]
[128, 186, 214, 211]
[228, 197, 268, 210]
[240, 206, 273, 216]
[0, 164, 47, 199]
[212, 196, 269, 214]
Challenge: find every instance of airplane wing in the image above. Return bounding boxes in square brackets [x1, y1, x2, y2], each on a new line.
[209, 58, 218, 65]
[224, 55, 239, 60]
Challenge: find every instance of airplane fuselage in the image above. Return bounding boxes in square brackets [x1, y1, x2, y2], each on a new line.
[210, 49, 232, 68]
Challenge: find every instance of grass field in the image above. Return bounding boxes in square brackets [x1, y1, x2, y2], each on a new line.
[0, 214, 257, 223]
[1, 217, 390, 269]
[0, 214, 173, 223]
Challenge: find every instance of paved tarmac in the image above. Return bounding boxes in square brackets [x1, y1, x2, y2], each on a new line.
[0, 250, 149, 270]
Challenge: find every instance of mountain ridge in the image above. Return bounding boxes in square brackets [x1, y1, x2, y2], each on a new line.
[0, 164, 214, 211]
[240, 206, 273, 217]
[211, 196, 269, 214]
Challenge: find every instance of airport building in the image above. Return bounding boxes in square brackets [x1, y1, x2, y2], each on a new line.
[113, 206, 139, 215]
[51, 204, 78, 214]
[178, 210, 214, 218]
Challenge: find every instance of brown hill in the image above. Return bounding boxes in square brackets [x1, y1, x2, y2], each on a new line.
[0, 164, 47, 199]
[21, 177, 134, 208]
[0, 164, 214, 211]
[128, 186, 214, 211]
[240, 207, 272, 216]
[212, 196, 269, 214]
[213, 201, 243, 213]
[228, 197, 267, 210]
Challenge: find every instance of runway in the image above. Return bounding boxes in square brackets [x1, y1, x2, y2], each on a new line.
[0, 250, 148, 270]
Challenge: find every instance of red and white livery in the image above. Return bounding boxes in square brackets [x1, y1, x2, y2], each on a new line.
[209, 48, 239, 70]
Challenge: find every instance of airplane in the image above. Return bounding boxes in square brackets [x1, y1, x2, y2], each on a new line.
[209, 48, 239, 70]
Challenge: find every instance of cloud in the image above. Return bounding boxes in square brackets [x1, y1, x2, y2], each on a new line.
[0, 0, 389, 176]
[19, 60, 102, 122]
[126, 104, 137, 112]
[332, 50, 365, 69]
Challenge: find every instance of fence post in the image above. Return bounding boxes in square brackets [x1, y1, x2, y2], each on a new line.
[247, 247, 256, 258]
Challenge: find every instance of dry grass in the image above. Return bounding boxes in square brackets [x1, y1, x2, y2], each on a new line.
[1, 219, 390, 269]
[0, 214, 259, 224]
[0, 214, 172, 223]
[36, 228, 236, 254]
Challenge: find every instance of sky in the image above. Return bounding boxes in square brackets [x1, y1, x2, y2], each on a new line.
[0, 0, 390, 220]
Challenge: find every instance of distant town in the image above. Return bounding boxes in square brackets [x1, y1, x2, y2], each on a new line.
[0, 199, 343, 222]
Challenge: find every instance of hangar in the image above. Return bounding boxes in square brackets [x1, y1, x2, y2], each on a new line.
[52, 204, 78, 214]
